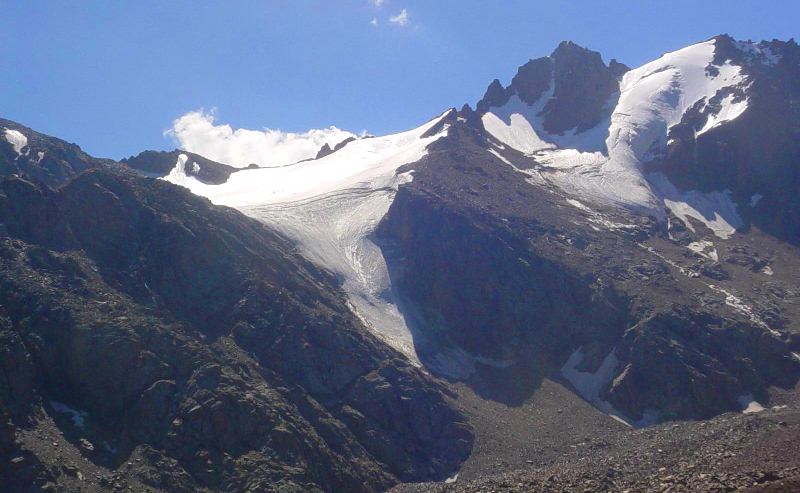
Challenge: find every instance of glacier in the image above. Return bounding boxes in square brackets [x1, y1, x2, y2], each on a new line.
[163, 111, 453, 363]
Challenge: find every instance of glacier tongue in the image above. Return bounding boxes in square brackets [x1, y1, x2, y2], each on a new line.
[162, 112, 452, 363]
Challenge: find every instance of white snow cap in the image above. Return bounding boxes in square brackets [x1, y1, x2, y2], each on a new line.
[3, 128, 28, 155]
[166, 110, 355, 169]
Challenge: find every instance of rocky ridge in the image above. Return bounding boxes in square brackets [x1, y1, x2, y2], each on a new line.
[0, 169, 472, 492]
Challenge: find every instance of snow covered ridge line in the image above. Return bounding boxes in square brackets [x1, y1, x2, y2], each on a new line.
[163, 110, 453, 207]
[165, 109, 356, 169]
[163, 111, 453, 363]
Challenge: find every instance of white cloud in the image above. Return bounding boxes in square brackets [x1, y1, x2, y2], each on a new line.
[389, 9, 409, 27]
[165, 110, 355, 168]
[370, 17, 378, 26]
[369, 0, 385, 6]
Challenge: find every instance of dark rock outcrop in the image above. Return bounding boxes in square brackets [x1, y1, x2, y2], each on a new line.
[474, 41, 622, 135]
[0, 169, 472, 492]
[378, 122, 800, 423]
[650, 36, 800, 244]
[0, 118, 116, 188]
[315, 136, 357, 160]
[121, 150, 239, 184]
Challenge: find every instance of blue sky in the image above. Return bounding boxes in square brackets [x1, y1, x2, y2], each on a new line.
[1, 1, 797, 159]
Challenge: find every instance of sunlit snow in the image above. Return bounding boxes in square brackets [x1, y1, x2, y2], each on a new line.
[164, 112, 452, 362]
[3, 128, 28, 155]
[481, 38, 750, 222]
[697, 93, 748, 136]
[648, 172, 742, 239]
[687, 240, 719, 262]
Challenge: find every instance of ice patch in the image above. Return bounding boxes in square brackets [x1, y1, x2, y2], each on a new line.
[164, 112, 452, 363]
[738, 394, 765, 414]
[103, 441, 117, 454]
[564, 197, 637, 231]
[482, 109, 554, 155]
[3, 128, 28, 155]
[566, 198, 592, 212]
[162, 154, 198, 189]
[444, 473, 459, 484]
[697, 93, 748, 136]
[687, 240, 718, 262]
[603, 38, 744, 212]
[561, 347, 619, 402]
[762, 265, 773, 276]
[561, 347, 660, 427]
[480, 82, 658, 212]
[750, 193, 763, 208]
[482, 85, 612, 154]
[425, 344, 515, 380]
[648, 172, 742, 239]
[49, 400, 88, 428]
[192, 161, 200, 173]
[480, 38, 749, 219]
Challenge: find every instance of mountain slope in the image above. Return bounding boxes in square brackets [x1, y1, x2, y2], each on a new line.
[161, 111, 453, 363]
[2, 33, 800, 493]
[0, 118, 116, 187]
[0, 167, 472, 492]
[161, 35, 800, 429]
[378, 116, 800, 424]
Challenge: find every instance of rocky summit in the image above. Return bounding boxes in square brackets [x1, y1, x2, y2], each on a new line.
[2, 33, 800, 493]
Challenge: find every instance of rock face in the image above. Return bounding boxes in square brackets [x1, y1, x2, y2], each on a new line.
[0, 118, 116, 187]
[0, 121, 240, 188]
[378, 121, 800, 423]
[315, 136, 357, 160]
[649, 35, 800, 244]
[0, 169, 472, 492]
[121, 150, 239, 185]
[476, 41, 623, 135]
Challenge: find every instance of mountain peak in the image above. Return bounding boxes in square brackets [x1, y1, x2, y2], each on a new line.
[550, 40, 598, 60]
[476, 40, 623, 135]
